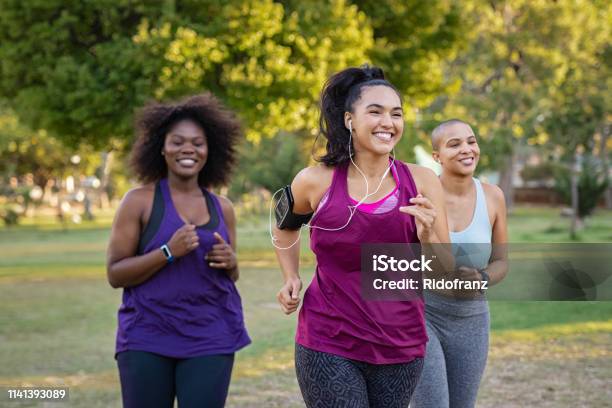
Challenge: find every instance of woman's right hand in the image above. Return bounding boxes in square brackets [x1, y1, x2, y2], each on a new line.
[277, 277, 303, 314]
[167, 224, 199, 258]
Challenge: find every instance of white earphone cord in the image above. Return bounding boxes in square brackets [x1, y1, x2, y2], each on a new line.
[269, 126, 396, 250]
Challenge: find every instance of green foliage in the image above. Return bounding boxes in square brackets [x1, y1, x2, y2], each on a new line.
[541, 70, 607, 155]
[424, 0, 611, 173]
[351, 0, 468, 106]
[3, 0, 607, 202]
[520, 161, 558, 183]
[0, 0, 165, 149]
[554, 156, 609, 218]
[230, 132, 307, 196]
[393, 125, 419, 164]
[0, 109, 70, 185]
[0, 205, 20, 226]
[0, 0, 467, 151]
[0, 1, 364, 147]
[0, 108, 99, 187]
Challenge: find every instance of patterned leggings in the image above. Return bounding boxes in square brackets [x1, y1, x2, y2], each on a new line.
[295, 343, 424, 408]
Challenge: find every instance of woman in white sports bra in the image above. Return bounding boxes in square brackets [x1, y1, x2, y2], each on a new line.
[411, 119, 508, 408]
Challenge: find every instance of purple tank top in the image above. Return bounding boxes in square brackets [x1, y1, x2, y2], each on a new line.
[115, 179, 250, 358]
[296, 160, 427, 364]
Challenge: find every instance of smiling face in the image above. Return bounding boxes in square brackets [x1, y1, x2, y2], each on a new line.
[162, 119, 208, 179]
[433, 122, 480, 176]
[345, 85, 404, 157]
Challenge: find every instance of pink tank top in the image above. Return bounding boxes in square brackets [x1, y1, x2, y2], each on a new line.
[296, 160, 427, 364]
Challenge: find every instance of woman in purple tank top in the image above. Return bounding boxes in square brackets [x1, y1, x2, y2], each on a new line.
[106, 94, 250, 408]
[272, 66, 451, 408]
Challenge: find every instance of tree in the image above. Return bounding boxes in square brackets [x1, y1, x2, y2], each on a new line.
[231, 132, 307, 196]
[535, 0, 610, 238]
[541, 70, 609, 238]
[0, 0, 468, 145]
[0, 106, 102, 224]
[554, 156, 608, 223]
[0, 108, 76, 190]
[424, 0, 610, 213]
[350, 0, 468, 107]
[0, 0, 371, 147]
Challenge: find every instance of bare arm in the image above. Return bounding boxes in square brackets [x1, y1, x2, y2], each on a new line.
[273, 165, 332, 314]
[106, 188, 199, 288]
[273, 224, 302, 314]
[106, 189, 167, 288]
[454, 183, 509, 292]
[411, 166, 451, 244]
[401, 165, 454, 277]
[485, 183, 508, 286]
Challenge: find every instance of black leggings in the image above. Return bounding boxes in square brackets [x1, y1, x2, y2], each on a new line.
[295, 344, 423, 408]
[117, 350, 234, 408]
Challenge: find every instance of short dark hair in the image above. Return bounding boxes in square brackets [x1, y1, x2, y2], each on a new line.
[315, 65, 402, 166]
[431, 118, 470, 150]
[130, 93, 242, 187]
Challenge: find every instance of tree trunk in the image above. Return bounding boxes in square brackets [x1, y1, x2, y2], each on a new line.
[98, 151, 114, 210]
[600, 123, 611, 209]
[498, 153, 515, 211]
[570, 151, 580, 240]
[56, 177, 68, 231]
[83, 194, 94, 221]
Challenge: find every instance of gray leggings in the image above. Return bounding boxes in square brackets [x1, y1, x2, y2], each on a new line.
[411, 292, 489, 408]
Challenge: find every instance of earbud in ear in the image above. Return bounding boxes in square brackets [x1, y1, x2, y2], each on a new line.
[348, 119, 352, 129]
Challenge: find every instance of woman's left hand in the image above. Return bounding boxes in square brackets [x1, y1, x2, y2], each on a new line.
[456, 266, 481, 281]
[399, 193, 437, 242]
[206, 232, 237, 271]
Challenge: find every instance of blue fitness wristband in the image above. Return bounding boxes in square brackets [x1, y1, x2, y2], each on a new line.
[160, 244, 175, 264]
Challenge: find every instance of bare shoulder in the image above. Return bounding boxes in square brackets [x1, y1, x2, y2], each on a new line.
[292, 163, 335, 212]
[406, 163, 441, 194]
[115, 184, 155, 225]
[120, 184, 154, 209]
[406, 163, 438, 179]
[292, 163, 334, 196]
[481, 181, 506, 223]
[481, 182, 505, 206]
[216, 195, 235, 217]
[293, 163, 334, 188]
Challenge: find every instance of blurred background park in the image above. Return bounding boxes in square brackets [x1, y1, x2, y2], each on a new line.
[0, 0, 610, 407]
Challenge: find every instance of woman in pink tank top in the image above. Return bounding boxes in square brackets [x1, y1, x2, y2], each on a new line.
[272, 65, 451, 408]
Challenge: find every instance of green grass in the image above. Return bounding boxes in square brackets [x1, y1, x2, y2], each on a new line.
[489, 301, 612, 331]
[507, 206, 612, 242]
[0, 206, 611, 406]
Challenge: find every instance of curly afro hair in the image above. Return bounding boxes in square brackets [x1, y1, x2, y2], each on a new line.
[130, 93, 242, 188]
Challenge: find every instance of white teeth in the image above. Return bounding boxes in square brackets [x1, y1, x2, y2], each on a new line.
[374, 132, 392, 141]
[178, 159, 196, 166]
[460, 158, 474, 164]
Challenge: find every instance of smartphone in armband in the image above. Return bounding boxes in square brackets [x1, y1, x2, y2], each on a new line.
[275, 185, 313, 230]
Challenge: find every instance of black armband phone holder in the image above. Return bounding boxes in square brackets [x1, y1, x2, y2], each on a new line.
[275, 185, 314, 230]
